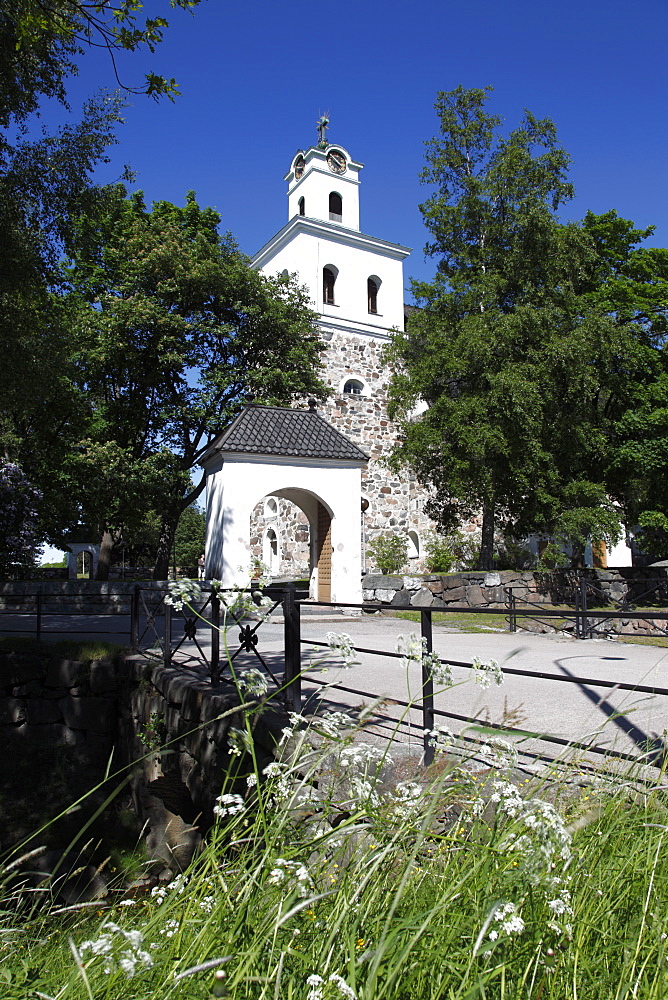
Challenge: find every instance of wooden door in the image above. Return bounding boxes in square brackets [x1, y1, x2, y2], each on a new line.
[316, 503, 332, 602]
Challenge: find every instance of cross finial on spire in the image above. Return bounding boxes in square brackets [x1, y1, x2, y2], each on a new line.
[316, 114, 330, 148]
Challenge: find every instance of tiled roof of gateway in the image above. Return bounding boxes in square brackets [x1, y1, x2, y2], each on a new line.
[207, 404, 369, 462]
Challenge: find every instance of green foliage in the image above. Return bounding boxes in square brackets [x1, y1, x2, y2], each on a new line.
[367, 533, 408, 574]
[424, 529, 480, 571]
[423, 532, 456, 572]
[46, 188, 326, 577]
[536, 541, 570, 571]
[3, 706, 668, 999]
[386, 87, 660, 569]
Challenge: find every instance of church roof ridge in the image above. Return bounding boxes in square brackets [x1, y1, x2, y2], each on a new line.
[200, 403, 369, 464]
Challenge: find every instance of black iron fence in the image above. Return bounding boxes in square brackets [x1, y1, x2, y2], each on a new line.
[2, 584, 668, 772]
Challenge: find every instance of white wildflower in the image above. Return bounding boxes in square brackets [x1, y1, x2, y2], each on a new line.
[428, 724, 454, 752]
[164, 919, 179, 938]
[306, 973, 357, 1000]
[262, 761, 293, 802]
[199, 894, 215, 913]
[164, 578, 202, 612]
[317, 710, 355, 737]
[477, 737, 517, 771]
[246, 772, 258, 788]
[267, 858, 313, 897]
[328, 973, 358, 999]
[491, 782, 572, 882]
[388, 780, 423, 819]
[79, 922, 153, 978]
[472, 656, 503, 689]
[307, 974, 325, 1000]
[339, 743, 384, 770]
[213, 792, 245, 819]
[326, 632, 359, 668]
[236, 667, 269, 697]
[227, 726, 252, 758]
[489, 901, 525, 940]
[428, 655, 453, 687]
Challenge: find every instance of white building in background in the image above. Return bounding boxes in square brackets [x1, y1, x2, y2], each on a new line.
[250, 122, 436, 577]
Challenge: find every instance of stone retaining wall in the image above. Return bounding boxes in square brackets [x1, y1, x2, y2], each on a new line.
[0, 580, 184, 614]
[0, 646, 284, 875]
[362, 568, 668, 609]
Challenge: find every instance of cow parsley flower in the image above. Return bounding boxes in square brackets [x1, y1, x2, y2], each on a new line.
[490, 901, 525, 940]
[306, 973, 357, 1000]
[236, 667, 269, 697]
[165, 578, 202, 612]
[79, 922, 153, 978]
[477, 737, 517, 771]
[472, 656, 503, 689]
[427, 724, 455, 752]
[491, 781, 572, 881]
[268, 858, 313, 896]
[213, 792, 245, 819]
[326, 632, 359, 668]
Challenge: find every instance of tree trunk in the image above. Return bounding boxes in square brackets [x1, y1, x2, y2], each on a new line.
[477, 503, 495, 570]
[153, 517, 176, 581]
[96, 528, 116, 580]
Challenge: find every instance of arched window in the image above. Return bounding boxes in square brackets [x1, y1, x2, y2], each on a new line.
[329, 192, 342, 222]
[407, 531, 420, 560]
[323, 266, 336, 305]
[367, 277, 379, 314]
[298, 196, 305, 216]
[343, 379, 364, 395]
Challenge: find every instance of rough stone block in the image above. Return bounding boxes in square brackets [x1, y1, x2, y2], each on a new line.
[426, 580, 444, 594]
[467, 585, 486, 606]
[26, 698, 63, 725]
[362, 575, 403, 591]
[390, 590, 412, 608]
[0, 697, 27, 724]
[89, 659, 117, 695]
[442, 587, 466, 602]
[410, 589, 435, 608]
[402, 576, 423, 591]
[58, 695, 117, 735]
[484, 572, 501, 588]
[0, 654, 45, 686]
[375, 589, 397, 604]
[443, 574, 464, 589]
[45, 659, 84, 689]
[482, 587, 506, 605]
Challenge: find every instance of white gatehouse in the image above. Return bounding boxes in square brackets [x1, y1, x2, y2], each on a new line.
[199, 402, 368, 604]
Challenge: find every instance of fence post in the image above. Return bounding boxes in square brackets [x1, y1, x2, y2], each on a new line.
[420, 608, 435, 767]
[283, 582, 302, 713]
[36, 592, 42, 643]
[130, 584, 140, 653]
[210, 590, 220, 685]
[574, 582, 580, 639]
[506, 587, 516, 633]
[580, 577, 589, 639]
[164, 601, 172, 667]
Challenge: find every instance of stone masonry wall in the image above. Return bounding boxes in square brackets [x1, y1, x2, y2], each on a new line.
[250, 330, 440, 578]
[362, 568, 668, 636]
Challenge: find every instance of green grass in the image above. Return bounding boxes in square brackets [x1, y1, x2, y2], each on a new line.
[391, 609, 513, 632]
[0, 635, 126, 660]
[2, 702, 667, 1000]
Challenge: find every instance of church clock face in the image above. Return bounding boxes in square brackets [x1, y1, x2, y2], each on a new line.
[294, 155, 305, 179]
[327, 149, 346, 174]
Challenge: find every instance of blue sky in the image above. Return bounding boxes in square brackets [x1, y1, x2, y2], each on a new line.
[38, 0, 668, 291]
[37, 0, 667, 562]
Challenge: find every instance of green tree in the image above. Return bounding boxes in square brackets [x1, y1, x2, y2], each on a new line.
[386, 87, 629, 568]
[64, 187, 327, 578]
[174, 504, 205, 573]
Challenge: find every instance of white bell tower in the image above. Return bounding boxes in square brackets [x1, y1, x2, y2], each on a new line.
[252, 117, 410, 342]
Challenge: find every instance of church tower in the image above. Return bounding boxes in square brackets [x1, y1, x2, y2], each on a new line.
[250, 118, 433, 575]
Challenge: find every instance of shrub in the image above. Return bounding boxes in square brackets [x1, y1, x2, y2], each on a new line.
[367, 533, 408, 574]
[423, 533, 456, 573]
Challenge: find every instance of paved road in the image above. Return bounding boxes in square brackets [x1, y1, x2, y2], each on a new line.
[4, 610, 668, 768]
